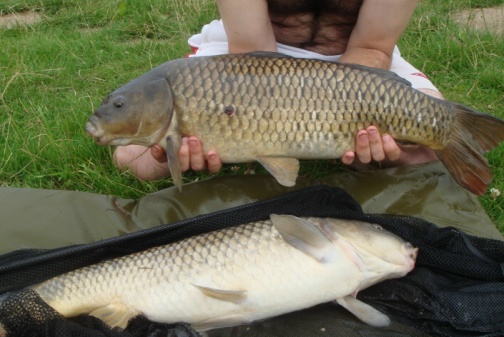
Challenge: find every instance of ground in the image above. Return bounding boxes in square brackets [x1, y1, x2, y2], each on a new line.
[452, 5, 504, 35]
[0, 11, 42, 29]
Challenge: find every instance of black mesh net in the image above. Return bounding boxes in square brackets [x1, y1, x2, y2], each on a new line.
[0, 185, 503, 337]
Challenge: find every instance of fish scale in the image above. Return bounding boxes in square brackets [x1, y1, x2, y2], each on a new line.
[86, 52, 504, 195]
[167, 54, 448, 162]
[4, 215, 417, 331]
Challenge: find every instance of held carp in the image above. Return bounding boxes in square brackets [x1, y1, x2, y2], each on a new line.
[0, 215, 417, 331]
[86, 52, 504, 195]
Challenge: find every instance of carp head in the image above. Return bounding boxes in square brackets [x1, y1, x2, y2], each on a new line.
[320, 218, 417, 287]
[86, 75, 174, 148]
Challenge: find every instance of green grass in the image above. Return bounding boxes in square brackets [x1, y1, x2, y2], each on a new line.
[1, 0, 503, 230]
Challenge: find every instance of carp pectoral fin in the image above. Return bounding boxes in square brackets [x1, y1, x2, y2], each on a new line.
[270, 214, 336, 263]
[192, 284, 247, 304]
[192, 314, 250, 331]
[165, 135, 183, 191]
[257, 157, 299, 187]
[89, 303, 138, 329]
[335, 296, 390, 327]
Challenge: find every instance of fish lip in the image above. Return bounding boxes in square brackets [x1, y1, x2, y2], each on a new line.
[85, 115, 107, 145]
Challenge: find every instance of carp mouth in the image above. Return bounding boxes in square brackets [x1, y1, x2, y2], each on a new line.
[85, 115, 132, 146]
[85, 113, 172, 147]
[85, 115, 108, 145]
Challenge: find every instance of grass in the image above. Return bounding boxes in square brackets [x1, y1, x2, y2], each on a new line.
[0, 0, 503, 231]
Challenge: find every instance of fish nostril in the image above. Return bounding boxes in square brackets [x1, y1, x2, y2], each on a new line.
[114, 96, 126, 108]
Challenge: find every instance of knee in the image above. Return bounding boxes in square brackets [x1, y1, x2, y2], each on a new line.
[113, 146, 135, 169]
[112, 145, 149, 169]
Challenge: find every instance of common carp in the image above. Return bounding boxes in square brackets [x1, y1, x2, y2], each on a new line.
[85, 52, 504, 195]
[0, 215, 417, 332]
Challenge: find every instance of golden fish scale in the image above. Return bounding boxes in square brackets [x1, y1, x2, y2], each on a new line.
[167, 54, 453, 160]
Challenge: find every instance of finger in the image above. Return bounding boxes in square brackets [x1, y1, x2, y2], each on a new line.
[206, 151, 222, 173]
[178, 137, 190, 172]
[341, 151, 355, 165]
[367, 126, 385, 162]
[188, 136, 206, 171]
[382, 135, 401, 161]
[355, 130, 372, 164]
[150, 144, 167, 163]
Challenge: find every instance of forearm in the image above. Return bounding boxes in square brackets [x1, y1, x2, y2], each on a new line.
[340, 0, 419, 69]
[217, 0, 277, 53]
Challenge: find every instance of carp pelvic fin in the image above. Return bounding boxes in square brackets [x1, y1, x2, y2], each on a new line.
[257, 157, 299, 187]
[89, 303, 138, 329]
[192, 314, 250, 331]
[435, 103, 504, 196]
[335, 296, 391, 327]
[270, 214, 336, 263]
[192, 284, 247, 304]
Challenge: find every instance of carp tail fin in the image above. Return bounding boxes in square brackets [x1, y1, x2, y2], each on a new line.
[436, 103, 504, 196]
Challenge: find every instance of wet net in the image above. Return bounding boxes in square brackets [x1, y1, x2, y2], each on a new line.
[0, 185, 503, 337]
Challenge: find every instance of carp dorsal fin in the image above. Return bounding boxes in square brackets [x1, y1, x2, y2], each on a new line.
[257, 156, 299, 187]
[192, 284, 247, 304]
[89, 303, 139, 329]
[245, 51, 411, 87]
[342, 62, 412, 87]
[335, 296, 391, 327]
[270, 214, 336, 263]
[246, 51, 292, 58]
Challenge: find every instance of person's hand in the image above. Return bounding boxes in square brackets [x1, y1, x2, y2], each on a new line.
[341, 126, 438, 167]
[341, 126, 401, 166]
[150, 136, 222, 173]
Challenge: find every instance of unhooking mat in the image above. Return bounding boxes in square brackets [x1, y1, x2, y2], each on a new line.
[0, 162, 501, 255]
[0, 161, 503, 337]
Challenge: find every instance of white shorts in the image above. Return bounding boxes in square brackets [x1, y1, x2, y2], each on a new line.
[188, 20, 439, 92]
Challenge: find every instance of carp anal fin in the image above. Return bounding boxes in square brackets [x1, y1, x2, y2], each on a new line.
[89, 303, 139, 329]
[257, 157, 299, 187]
[192, 284, 247, 304]
[270, 214, 336, 263]
[335, 296, 390, 327]
[165, 135, 183, 191]
[435, 103, 504, 196]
